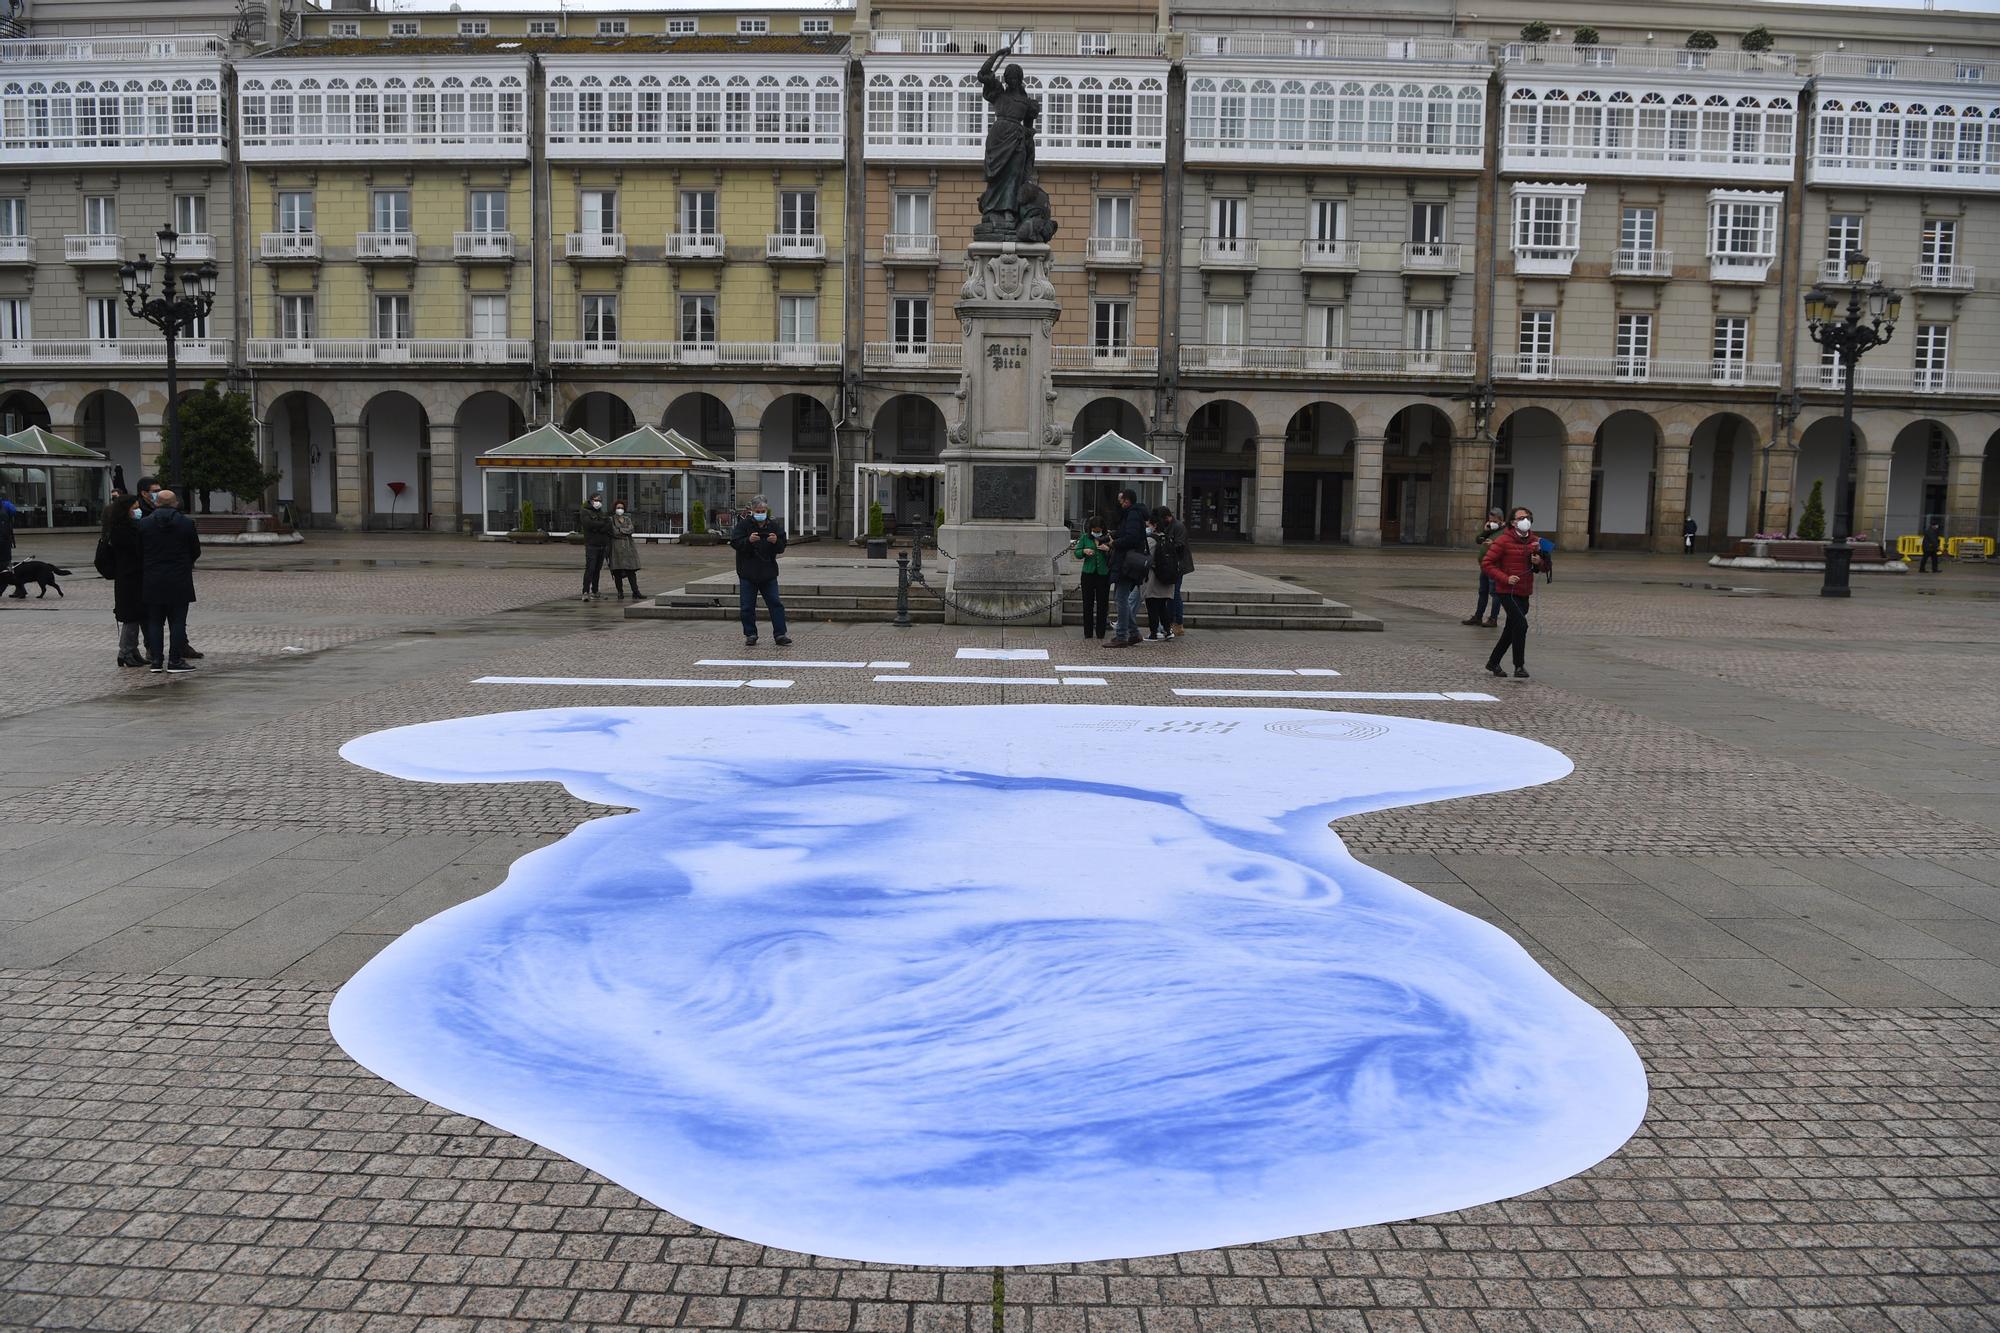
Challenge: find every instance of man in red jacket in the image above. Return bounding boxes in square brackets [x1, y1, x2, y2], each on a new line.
[1480, 505, 1544, 679]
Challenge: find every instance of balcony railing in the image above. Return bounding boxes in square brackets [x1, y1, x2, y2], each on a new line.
[883, 233, 940, 263]
[247, 339, 532, 365]
[1085, 236, 1144, 266]
[260, 232, 320, 261]
[1188, 33, 1490, 64]
[166, 233, 216, 262]
[1299, 239, 1358, 271]
[1611, 248, 1674, 278]
[1502, 42, 1795, 74]
[0, 236, 32, 263]
[454, 232, 515, 261]
[551, 340, 841, 367]
[863, 341, 963, 371]
[356, 231, 417, 262]
[1819, 257, 1880, 284]
[1813, 52, 1989, 85]
[1053, 345, 1160, 373]
[1492, 353, 1781, 386]
[664, 232, 726, 261]
[64, 234, 123, 263]
[565, 232, 626, 260]
[766, 233, 828, 262]
[0, 338, 226, 365]
[0, 34, 227, 62]
[1401, 241, 1463, 273]
[1709, 254, 1774, 283]
[1911, 263, 1975, 290]
[867, 29, 1165, 59]
[1513, 246, 1577, 277]
[1180, 345, 1476, 378]
[1801, 364, 2000, 396]
[1199, 236, 1257, 268]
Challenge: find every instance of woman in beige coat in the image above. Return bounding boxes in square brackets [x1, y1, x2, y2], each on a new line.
[608, 502, 643, 600]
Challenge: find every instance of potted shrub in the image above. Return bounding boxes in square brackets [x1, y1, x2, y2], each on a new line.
[1519, 19, 1552, 43]
[690, 500, 707, 540]
[1685, 30, 1719, 50]
[1572, 26, 1599, 46]
[1740, 25, 1774, 52]
[508, 499, 548, 544]
[1797, 481, 1827, 541]
[866, 501, 888, 559]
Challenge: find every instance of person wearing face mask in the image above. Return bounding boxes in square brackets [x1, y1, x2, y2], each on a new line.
[98, 489, 148, 667]
[607, 501, 643, 600]
[729, 494, 791, 647]
[1479, 506, 1544, 680]
[1071, 516, 1110, 640]
[1462, 508, 1506, 628]
[577, 492, 612, 601]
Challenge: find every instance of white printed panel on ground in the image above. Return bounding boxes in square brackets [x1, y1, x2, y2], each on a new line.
[331, 705, 1647, 1268]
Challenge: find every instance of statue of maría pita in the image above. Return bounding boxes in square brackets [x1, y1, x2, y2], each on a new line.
[974, 32, 1057, 244]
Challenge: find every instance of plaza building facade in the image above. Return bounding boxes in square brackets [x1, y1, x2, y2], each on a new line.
[2, 0, 1996, 548]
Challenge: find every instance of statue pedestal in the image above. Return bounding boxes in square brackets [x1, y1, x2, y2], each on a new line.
[939, 242, 1068, 625]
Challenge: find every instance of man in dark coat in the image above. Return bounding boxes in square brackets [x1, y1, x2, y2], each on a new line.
[136, 489, 201, 673]
[1105, 489, 1150, 648]
[100, 489, 147, 666]
[577, 493, 612, 600]
[1918, 521, 1944, 574]
[729, 494, 790, 648]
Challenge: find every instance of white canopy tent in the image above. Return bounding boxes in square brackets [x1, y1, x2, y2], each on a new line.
[852, 462, 946, 539]
[1064, 430, 1173, 528]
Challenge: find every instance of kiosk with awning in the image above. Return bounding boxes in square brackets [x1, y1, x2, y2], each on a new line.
[0, 426, 112, 529]
[1064, 430, 1172, 528]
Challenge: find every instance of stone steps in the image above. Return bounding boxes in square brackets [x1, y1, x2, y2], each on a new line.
[628, 589, 1382, 631]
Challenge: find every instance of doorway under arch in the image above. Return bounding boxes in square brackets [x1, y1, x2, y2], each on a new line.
[565, 392, 636, 443]
[1590, 411, 1659, 550]
[360, 390, 430, 529]
[456, 392, 527, 532]
[1383, 405, 1455, 545]
[268, 390, 337, 528]
[664, 393, 736, 458]
[1687, 413, 1757, 545]
[1184, 399, 1258, 540]
[1282, 402, 1356, 543]
[1884, 419, 1954, 541]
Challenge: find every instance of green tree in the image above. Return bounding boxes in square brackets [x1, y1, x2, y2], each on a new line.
[1519, 20, 1553, 43]
[1685, 30, 1719, 50]
[1572, 26, 1600, 45]
[155, 383, 281, 514]
[1797, 480, 1826, 540]
[1739, 25, 1774, 52]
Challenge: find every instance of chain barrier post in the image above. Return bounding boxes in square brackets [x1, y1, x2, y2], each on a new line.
[911, 516, 926, 581]
[894, 552, 912, 628]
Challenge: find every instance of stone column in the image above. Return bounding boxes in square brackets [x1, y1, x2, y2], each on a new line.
[835, 421, 867, 540]
[334, 421, 366, 530]
[1944, 447, 1985, 533]
[1852, 448, 1893, 539]
[1251, 435, 1283, 545]
[1349, 436, 1384, 548]
[732, 428, 763, 506]
[1451, 437, 1495, 545]
[136, 423, 163, 490]
[1558, 439, 1594, 553]
[1762, 446, 1798, 538]
[427, 422, 460, 534]
[1651, 441, 1692, 554]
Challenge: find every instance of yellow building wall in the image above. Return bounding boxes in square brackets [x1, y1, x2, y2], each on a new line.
[550, 165, 846, 345]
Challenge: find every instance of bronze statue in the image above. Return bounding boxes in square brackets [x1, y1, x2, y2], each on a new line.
[975, 32, 1042, 241]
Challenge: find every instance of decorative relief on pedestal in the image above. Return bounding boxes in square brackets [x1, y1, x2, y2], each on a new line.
[958, 245, 1055, 306]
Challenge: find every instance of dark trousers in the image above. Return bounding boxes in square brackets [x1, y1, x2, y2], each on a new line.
[739, 577, 786, 638]
[612, 567, 641, 597]
[1486, 594, 1530, 670]
[1472, 572, 1498, 620]
[582, 546, 607, 594]
[143, 600, 191, 665]
[1919, 552, 1941, 573]
[1079, 572, 1109, 637]
[1145, 596, 1172, 636]
[1171, 575, 1186, 626]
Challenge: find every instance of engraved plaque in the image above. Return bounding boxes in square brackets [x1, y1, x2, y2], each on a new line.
[970, 465, 1038, 520]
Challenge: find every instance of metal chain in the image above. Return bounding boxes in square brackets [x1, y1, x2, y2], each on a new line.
[905, 537, 1073, 624]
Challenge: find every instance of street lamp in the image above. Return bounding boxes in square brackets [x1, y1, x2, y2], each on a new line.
[119, 224, 219, 502]
[1802, 251, 1900, 598]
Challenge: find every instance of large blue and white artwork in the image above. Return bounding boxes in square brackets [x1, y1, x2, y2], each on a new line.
[332, 705, 1647, 1267]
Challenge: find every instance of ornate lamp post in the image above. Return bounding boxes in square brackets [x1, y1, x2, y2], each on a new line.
[1802, 252, 1901, 598]
[119, 225, 219, 501]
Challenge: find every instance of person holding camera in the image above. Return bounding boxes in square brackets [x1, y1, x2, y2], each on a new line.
[1480, 505, 1544, 680]
[1072, 516, 1111, 640]
[730, 494, 791, 648]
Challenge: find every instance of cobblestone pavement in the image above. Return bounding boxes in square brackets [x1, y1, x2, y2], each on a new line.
[2, 537, 1997, 1331]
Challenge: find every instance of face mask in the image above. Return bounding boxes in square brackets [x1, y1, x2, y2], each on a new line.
[590, 501, 602, 510]
[131, 506, 143, 519]
[753, 511, 769, 521]
[613, 507, 625, 515]
[1485, 521, 1500, 530]
[1515, 518, 1533, 533]
[1090, 531, 1104, 540]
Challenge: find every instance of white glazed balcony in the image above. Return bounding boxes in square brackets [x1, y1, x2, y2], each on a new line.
[1085, 236, 1144, 267]
[882, 233, 940, 264]
[1299, 239, 1358, 272]
[550, 340, 841, 367]
[565, 232, 626, 261]
[1199, 236, 1257, 269]
[1492, 353, 1780, 386]
[1709, 253, 1774, 283]
[1190, 32, 1490, 62]
[863, 341, 962, 371]
[664, 232, 726, 261]
[356, 231, 417, 262]
[454, 232, 516, 261]
[0, 338, 226, 365]
[1179, 345, 1476, 378]
[867, 29, 1166, 58]
[1513, 245, 1577, 277]
[1401, 241, 1463, 273]
[246, 338, 531, 365]
[260, 232, 320, 261]
[65, 234, 123, 263]
[1911, 263, 1975, 290]
[1611, 248, 1673, 279]
[1819, 257, 1880, 284]
[1501, 42, 1796, 74]
[1053, 345, 1159, 373]
[766, 233, 827, 262]
[0, 236, 33, 263]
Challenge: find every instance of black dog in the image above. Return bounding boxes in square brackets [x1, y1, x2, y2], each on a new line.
[3, 560, 71, 598]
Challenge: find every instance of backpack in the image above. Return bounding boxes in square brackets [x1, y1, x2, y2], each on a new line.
[1150, 538, 1181, 580]
[94, 534, 118, 579]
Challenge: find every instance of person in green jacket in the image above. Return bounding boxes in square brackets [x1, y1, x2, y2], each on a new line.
[1073, 515, 1111, 640]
